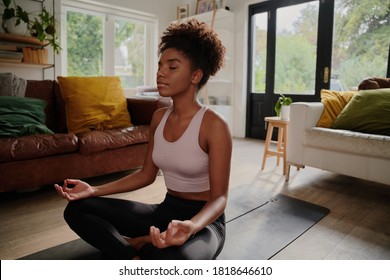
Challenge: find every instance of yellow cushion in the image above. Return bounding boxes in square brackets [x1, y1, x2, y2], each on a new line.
[316, 89, 357, 128]
[58, 76, 131, 134]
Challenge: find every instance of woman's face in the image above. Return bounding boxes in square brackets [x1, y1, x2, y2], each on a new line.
[157, 48, 198, 98]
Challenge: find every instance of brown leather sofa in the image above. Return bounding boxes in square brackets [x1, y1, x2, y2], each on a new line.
[0, 80, 171, 193]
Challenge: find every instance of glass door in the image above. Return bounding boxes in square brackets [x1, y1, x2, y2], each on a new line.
[247, 0, 332, 139]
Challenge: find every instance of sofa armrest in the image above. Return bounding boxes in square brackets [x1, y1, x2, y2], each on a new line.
[126, 96, 172, 125]
[287, 102, 324, 165]
[291, 102, 324, 129]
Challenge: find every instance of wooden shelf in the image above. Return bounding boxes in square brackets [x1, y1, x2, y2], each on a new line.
[0, 33, 48, 48]
[0, 60, 53, 69]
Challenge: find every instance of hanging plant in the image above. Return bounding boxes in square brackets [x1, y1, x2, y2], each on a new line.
[29, 6, 61, 54]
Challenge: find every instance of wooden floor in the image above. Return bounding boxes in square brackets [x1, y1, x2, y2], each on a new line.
[0, 137, 389, 260]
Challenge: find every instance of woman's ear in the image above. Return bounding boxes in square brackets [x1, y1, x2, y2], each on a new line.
[191, 69, 203, 85]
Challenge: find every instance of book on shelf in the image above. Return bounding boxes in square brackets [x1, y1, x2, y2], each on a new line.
[0, 58, 23, 63]
[22, 47, 48, 64]
[0, 50, 23, 62]
[0, 44, 18, 51]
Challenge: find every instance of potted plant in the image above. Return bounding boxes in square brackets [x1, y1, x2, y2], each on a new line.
[274, 94, 293, 120]
[1, 0, 29, 35]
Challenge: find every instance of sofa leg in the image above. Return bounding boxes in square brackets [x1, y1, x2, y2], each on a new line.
[285, 164, 291, 182]
[285, 162, 304, 182]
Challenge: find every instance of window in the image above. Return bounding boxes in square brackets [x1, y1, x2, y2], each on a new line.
[66, 9, 104, 76]
[61, 1, 157, 89]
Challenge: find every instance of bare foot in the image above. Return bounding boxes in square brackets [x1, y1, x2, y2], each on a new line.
[123, 235, 150, 251]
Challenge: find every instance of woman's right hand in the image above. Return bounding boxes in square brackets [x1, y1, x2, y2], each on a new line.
[54, 179, 95, 201]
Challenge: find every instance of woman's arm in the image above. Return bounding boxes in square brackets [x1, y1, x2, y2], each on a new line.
[92, 108, 167, 196]
[189, 110, 232, 234]
[55, 108, 167, 200]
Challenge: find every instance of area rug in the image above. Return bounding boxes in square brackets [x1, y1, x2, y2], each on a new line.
[20, 185, 329, 260]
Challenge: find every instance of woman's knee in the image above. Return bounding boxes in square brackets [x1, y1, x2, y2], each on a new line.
[63, 198, 97, 223]
[64, 200, 82, 224]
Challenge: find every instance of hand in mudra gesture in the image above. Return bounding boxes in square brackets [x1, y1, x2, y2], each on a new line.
[55, 179, 95, 201]
[150, 220, 196, 248]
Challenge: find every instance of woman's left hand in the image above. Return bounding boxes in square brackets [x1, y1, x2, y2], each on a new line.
[150, 220, 196, 248]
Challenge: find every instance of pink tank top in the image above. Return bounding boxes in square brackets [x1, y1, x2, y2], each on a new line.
[152, 106, 210, 193]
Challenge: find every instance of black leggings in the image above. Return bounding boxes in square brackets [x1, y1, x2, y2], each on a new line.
[63, 193, 225, 260]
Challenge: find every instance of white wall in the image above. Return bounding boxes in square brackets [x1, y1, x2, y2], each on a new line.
[89, 0, 180, 35]
[229, 0, 266, 137]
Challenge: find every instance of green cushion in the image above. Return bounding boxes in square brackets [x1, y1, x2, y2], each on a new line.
[331, 89, 390, 136]
[0, 96, 54, 137]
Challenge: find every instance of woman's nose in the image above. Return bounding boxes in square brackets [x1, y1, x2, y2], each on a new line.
[157, 69, 165, 78]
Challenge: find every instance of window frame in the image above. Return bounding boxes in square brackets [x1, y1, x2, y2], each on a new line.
[60, 0, 158, 89]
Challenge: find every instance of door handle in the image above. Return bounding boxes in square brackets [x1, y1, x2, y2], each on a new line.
[323, 67, 329, 83]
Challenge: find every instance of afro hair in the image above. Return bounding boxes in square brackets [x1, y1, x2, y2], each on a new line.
[158, 18, 226, 89]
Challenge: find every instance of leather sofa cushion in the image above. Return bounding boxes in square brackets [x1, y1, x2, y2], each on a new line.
[0, 133, 78, 162]
[77, 125, 149, 155]
[25, 80, 68, 133]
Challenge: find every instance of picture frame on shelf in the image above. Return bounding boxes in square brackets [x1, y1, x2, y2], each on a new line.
[196, 0, 216, 15]
[177, 4, 189, 20]
[215, 0, 226, 9]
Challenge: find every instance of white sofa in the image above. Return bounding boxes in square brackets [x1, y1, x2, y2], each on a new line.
[286, 102, 390, 186]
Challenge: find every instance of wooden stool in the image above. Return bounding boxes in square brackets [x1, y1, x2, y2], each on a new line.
[261, 117, 288, 175]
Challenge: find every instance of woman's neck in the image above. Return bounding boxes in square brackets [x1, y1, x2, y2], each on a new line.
[171, 92, 202, 118]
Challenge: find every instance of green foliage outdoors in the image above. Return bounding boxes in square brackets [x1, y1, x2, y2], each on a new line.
[67, 11, 104, 76]
[66, 11, 145, 88]
[254, 0, 390, 93]
[113, 20, 145, 88]
[332, 0, 389, 89]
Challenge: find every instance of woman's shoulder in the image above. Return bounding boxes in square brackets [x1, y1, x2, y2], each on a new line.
[151, 106, 170, 128]
[204, 107, 228, 126]
[202, 107, 230, 135]
[154, 106, 170, 118]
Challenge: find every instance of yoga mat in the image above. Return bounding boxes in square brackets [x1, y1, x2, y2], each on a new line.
[21, 238, 101, 260]
[21, 185, 329, 260]
[218, 192, 330, 259]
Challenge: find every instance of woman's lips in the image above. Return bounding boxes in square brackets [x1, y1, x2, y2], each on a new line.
[157, 82, 168, 89]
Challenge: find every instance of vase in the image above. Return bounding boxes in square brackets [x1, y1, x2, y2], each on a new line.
[3, 18, 28, 36]
[280, 105, 290, 121]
